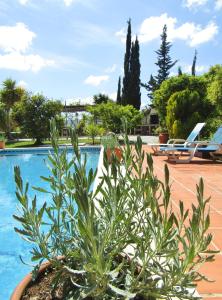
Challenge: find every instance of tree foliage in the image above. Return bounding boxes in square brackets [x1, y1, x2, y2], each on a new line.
[191, 50, 197, 76]
[178, 66, 183, 76]
[128, 37, 141, 110]
[93, 93, 111, 105]
[122, 19, 132, 106]
[121, 19, 141, 110]
[201, 64, 222, 136]
[205, 64, 222, 112]
[153, 74, 210, 125]
[84, 122, 104, 144]
[87, 102, 142, 133]
[0, 78, 25, 138]
[142, 25, 177, 103]
[155, 25, 177, 88]
[0, 102, 7, 132]
[12, 93, 63, 144]
[166, 89, 206, 138]
[116, 76, 122, 104]
[141, 74, 157, 101]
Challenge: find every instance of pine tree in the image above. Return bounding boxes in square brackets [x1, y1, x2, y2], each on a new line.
[128, 36, 141, 110]
[122, 19, 131, 106]
[191, 50, 197, 76]
[155, 25, 177, 88]
[116, 76, 122, 104]
[178, 66, 183, 76]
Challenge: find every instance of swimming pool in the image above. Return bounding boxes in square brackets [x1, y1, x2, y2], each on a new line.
[0, 147, 100, 299]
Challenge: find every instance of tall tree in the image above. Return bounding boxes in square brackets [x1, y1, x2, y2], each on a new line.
[122, 19, 131, 106]
[155, 25, 177, 88]
[116, 76, 122, 104]
[128, 36, 141, 110]
[0, 78, 24, 139]
[178, 66, 183, 76]
[191, 50, 197, 76]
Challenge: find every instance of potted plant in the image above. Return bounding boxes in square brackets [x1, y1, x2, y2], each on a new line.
[11, 120, 217, 299]
[0, 133, 5, 149]
[155, 125, 169, 144]
[101, 133, 122, 163]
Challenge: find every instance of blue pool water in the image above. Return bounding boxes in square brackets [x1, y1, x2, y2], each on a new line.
[0, 147, 100, 299]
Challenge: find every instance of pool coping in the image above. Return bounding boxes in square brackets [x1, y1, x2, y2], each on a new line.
[0, 145, 101, 155]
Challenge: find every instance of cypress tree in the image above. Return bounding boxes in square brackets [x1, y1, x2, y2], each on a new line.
[178, 66, 183, 76]
[122, 19, 131, 106]
[128, 36, 141, 110]
[191, 50, 197, 76]
[155, 25, 177, 88]
[116, 76, 122, 104]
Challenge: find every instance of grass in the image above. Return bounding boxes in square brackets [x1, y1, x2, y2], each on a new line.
[6, 138, 101, 148]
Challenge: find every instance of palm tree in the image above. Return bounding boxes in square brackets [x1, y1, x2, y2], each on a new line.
[0, 78, 24, 139]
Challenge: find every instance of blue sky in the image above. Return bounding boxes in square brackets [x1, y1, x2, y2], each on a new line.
[0, 0, 221, 107]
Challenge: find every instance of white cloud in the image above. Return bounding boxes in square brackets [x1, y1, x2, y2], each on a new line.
[215, 0, 222, 9]
[115, 28, 126, 43]
[108, 92, 117, 101]
[136, 13, 218, 47]
[0, 52, 55, 72]
[63, 0, 96, 8]
[18, 80, 28, 88]
[187, 22, 218, 46]
[0, 23, 36, 53]
[84, 75, 109, 86]
[138, 14, 177, 43]
[184, 0, 208, 8]
[183, 64, 208, 73]
[64, 0, 74, 6]
[0, 23, 55, 72]
[105, 64, 117, 73]
[18, 0, 29, 5]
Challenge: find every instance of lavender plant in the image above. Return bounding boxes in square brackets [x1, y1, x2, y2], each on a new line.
[13, 119, 217, 299]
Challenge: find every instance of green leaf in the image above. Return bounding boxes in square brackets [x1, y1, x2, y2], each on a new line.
[108, 283, 136, 298]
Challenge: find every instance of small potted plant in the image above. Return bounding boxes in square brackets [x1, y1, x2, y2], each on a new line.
[101, 132, 122, 163]
[11, 120, 217, 300]
[155, 124, 169, 144]
[0, 133, 5, 149]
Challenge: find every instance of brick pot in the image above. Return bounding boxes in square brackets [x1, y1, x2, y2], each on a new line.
[159, 133, 169, 144]
[0, 140, 5, 149]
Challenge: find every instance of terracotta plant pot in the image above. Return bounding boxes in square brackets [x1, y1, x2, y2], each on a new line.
[0, 140, 5, 149]
[10, 261, 50, 300]
[159, 133, 169, 144]
[106, 147, 122, 163]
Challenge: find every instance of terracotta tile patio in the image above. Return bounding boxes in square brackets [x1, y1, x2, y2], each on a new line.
[143, 146, 222, 299]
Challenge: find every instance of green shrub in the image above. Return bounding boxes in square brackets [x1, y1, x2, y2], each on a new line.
[12, 93, 63, 144]
[84, 123, 104, 144]
[101, 133, 119, 150]
[87, 102, 142, 133]
[166, 89, 206, 139]
[13, 120, 217, 299]
[153, 74, 211, 126]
